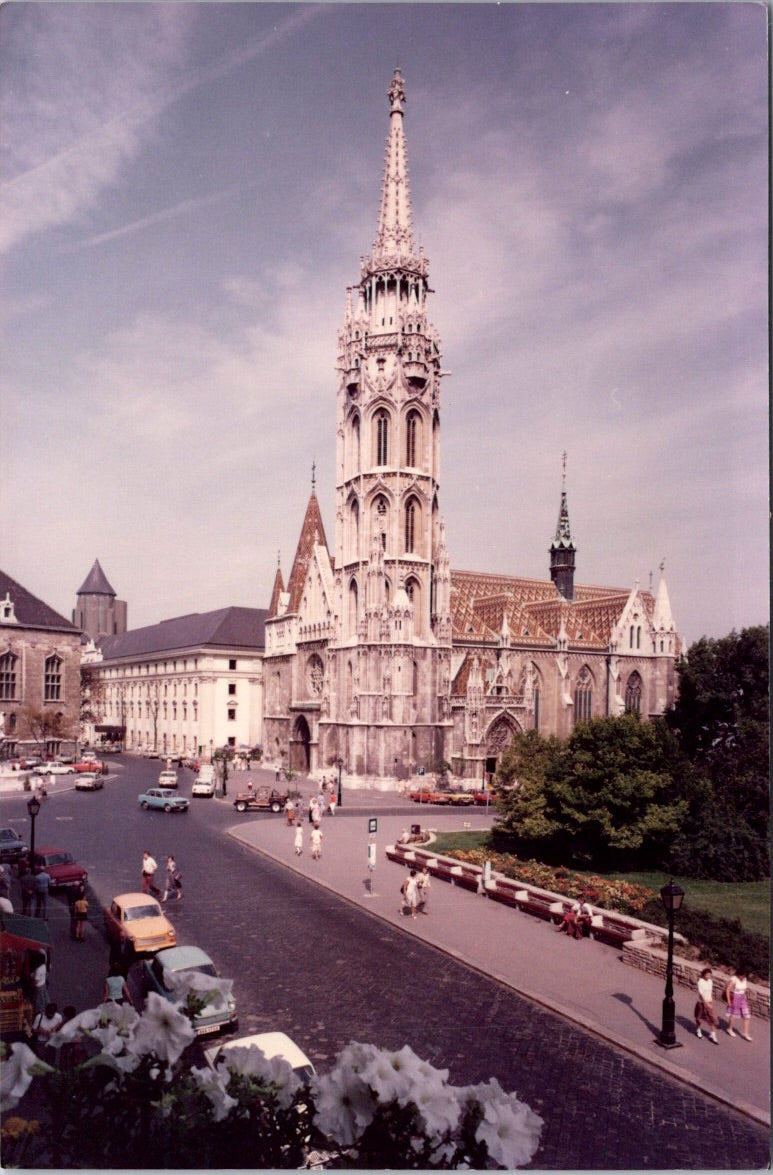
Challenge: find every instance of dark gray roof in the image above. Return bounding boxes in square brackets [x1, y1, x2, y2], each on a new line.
[0, 570, 78, 633]
[77, 559, 116, 597]
[99, 607, 267, 660]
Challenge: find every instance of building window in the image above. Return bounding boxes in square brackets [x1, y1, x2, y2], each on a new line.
[228, 683, 236, 696]
[574, 668, 592, 724]
[625, 671, 643, 714]
[228, 708, 236, 721]
[44, 655, 62, 702]
[229, 659, 237, 671]
[0, 652, 17, 701]
[376, 411, 389, 466]
[406, 411, 418, 467]
[405, 499, 416, 553]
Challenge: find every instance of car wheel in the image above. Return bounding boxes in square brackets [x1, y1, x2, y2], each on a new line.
[164, 804, 172, 812]
[270, 801, 281, 813]
[141, 801, 149, 809]
[236, 801, 247, 812]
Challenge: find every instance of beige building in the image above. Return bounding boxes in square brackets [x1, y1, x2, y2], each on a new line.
[0, 570, 81, 760]
[91, 606, 266, 760]
[263, 71, 680, 788]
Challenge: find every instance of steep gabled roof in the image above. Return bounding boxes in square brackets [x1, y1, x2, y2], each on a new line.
[76, 559, 117, 597]
[99, 607, 267, 661]
[286, 492, 330, 615]
[268, 564, 286, 620]
[0, 570, 78, 633]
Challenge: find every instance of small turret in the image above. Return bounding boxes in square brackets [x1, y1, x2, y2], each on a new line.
[549, 452, 576, 601]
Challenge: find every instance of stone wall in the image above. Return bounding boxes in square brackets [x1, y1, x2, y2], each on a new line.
[622, 939, 769, 1022]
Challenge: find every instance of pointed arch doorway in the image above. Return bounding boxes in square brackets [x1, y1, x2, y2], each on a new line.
[290, 715, 312, 773]
[484, 715, 520, 780]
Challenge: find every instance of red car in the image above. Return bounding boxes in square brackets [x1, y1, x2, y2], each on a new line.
[32, 846, 88, 890]
[74, 759, 106, 774]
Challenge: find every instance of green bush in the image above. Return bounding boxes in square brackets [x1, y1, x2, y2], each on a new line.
[640, 898, 769, 982]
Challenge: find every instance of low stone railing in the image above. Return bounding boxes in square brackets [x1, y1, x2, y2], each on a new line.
[622, 938, 770, 1021]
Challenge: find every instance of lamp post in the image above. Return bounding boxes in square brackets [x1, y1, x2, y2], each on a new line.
[658, 878, 685, 1049]
[336, 757, 343, 808]
[27, 794, 41, 868]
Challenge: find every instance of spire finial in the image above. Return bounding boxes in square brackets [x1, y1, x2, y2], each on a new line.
[277, 550, 281, 568]
[562, 450, 567, 488]
[374, 70, 413, 259]
[311, 460, 316, 491]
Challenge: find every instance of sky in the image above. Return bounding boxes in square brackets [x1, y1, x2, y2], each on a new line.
[0, 2, 768, 649]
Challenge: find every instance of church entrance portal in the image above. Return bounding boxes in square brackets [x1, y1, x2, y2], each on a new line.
[290, 715, 312, 773]
[484, 715, 520, 781]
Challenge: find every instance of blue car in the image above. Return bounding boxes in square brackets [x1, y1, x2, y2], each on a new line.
[141, 946, 237, 1036]
[138, 788, 188, 813]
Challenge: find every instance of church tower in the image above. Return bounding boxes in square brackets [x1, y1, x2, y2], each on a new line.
[326, 69, 452, 780]
[549, 454, 576, 601]
[73, 559, 127, 642]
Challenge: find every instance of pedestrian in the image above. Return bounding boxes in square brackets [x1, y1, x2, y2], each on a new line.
[694, 967, 719, 1043]
[0, 863, 10, 898]
[104, 961, 133, 1006]
[285, 797, 295, 826]
[141, 851, 162, 900]
[33, 1001, 63, 1055]
[247, 780, 254, 796]
[417, 867, 431, 914]
[33, 868, 51, 918]
[20, 870, 35, 916]
[162, 855, 183, 902]
[30, 950, 49, 1017]
[724, 967, 753, 1041]
[401, 869, 420, 920]
[328, 791, 336, 816]
[294, 822, 303, 856]
[310, 825, 322, 860]
[69, 883, 88, 940]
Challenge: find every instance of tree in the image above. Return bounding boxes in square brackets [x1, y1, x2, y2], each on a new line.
[493, 716, 689, 870]
[18, 704, 68, 756]
[666, 625, 769, 880]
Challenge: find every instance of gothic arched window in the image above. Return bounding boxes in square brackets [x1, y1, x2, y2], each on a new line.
[375, 411, 389, 466]
[625, 671, 643, 714]
[0, 652, 17, 701]
[44, 655, 62, 702]
[406, 411, 419, 467]
[405, 499, 416, 553]
[574, 667, 593, 724]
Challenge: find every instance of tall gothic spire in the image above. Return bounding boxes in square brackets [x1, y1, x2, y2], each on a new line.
[373, 68, 414, 261]
[549, 452, 576, 601]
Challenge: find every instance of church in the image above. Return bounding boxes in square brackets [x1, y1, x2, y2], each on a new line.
[261, 70, 680, 787]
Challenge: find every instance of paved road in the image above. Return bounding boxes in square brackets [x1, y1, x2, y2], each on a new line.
[1, 758, 768, 1170]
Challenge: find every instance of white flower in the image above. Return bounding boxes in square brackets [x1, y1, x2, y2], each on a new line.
[464, 1079, 543, 1169]
[413, 1081, 462, 1140]
[215, 1044, 300, 1108]
[129, 992, 195, 1064]
[190, 1065, 238, 1122]
[48, 1006, 102, 1042]
[0, 1042, 48, 1112]
[165, 971, 234, 1012]
[312, 1064, 376, 1146]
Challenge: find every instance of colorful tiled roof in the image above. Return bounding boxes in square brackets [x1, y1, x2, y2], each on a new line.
[268, 565, 285, 620]
[285, 492, 330, 615]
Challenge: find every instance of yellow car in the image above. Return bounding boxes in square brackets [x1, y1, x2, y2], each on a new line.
[103, 892, 176, 955]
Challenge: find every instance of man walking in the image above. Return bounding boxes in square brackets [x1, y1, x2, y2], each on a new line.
[141, 851, 161, 900]
[34, 868, 51, 919]
[310, 825, 323, 861]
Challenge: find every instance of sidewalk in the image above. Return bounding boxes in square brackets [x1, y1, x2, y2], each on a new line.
[227, 773, 769, 1128]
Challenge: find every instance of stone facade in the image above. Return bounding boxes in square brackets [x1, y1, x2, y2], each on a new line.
[263, 71, 681, 788]
[0, 570, 81, 759]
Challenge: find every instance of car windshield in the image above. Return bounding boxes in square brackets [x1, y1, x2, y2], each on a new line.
[42, 853, 72, 866]
[161, 962, 217, 989]
[124, 905, 160, 921]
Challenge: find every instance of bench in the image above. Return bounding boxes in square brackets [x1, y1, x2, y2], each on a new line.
[450, 864, 483, 893]
[589, 915, 648, 949]
[518, 894, 564, 923]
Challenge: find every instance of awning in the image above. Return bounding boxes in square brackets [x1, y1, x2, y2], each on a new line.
[0, 912, 53, 953]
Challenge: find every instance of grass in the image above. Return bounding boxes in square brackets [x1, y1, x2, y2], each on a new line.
[431, 830, 770, 940]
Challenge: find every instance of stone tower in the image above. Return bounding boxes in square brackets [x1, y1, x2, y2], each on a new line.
[73, 559, 127, 642]
[549, 454, 576, 601]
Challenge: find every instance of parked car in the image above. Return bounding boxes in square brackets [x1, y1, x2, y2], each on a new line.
[204, 1031, 315, 1080]
[191, 775, 215, 798]
[140, 946, 237, 1036]
[32, 762, 75, 776]
[0, 827, 28, 865]
[75, 772, 104, 791]
[32, 847, 88, 890]
[103, 893, 176, 955]
[158, 770, 178, 789]
[138, 788, 188, 813]
[233, 787, 287, 814]
[74, 759, 106, 774]
[196, 765, 215, 785]
[81, 751, 98, 762]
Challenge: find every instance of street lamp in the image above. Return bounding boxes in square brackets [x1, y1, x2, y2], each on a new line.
[336, 757, 343, 808]
[658, 878, 685, 1049]
[27, 794, 41, 867]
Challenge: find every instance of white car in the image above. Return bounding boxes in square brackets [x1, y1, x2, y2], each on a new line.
[204, 1032, 315, 1081]
[192, 776, 215, 798]
[158, 770, 178, 789]
[33, 763, 75, 776]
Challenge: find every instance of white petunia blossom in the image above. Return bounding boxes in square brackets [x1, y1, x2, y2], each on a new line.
[0, 1042, 50, 1112]
[129, 992, 195, 1064]
[190, 1065, 238, 1121]
[215, 1044, 300, 1108]
[312, 1063, 377, 1146]
[165, 971, 234, 1011]
[463, 1077, 543, 1169]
